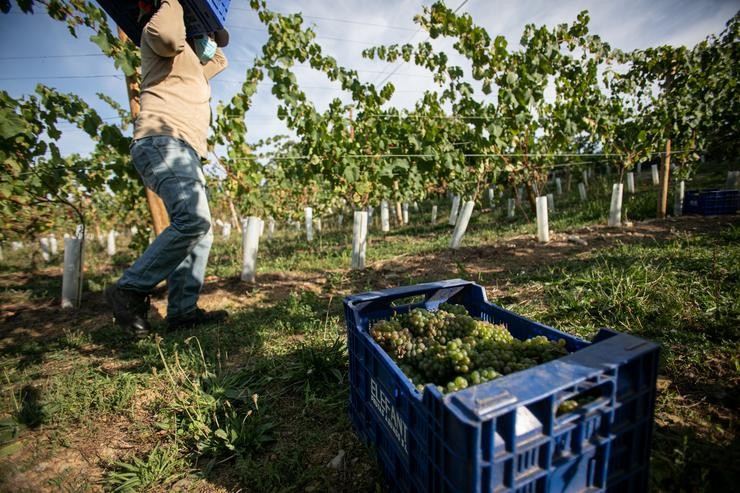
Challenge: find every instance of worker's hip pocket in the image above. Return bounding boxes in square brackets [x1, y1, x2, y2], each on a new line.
[131, 136, 206, 196]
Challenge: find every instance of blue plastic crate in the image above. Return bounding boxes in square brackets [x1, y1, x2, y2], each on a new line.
[344, 279, 659, 493]
[683, 189, 739, 215]
[96, 0, 230, 47]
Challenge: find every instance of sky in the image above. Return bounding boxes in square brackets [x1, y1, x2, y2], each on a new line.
[0, 0, 737, 162]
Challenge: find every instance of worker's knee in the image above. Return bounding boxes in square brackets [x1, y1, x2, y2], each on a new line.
[173, 212, 211, 238]
[169, 184, 212, 238]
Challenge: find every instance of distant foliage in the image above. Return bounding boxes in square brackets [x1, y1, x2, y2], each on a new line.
[0, 1, 737, 231]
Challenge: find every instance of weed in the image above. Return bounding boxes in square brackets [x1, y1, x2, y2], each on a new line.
[284, 336, 347, 388]
[46, 467, 97, 492]
[270, 291, 324, 334]
[61, 328, 91, 349]
[104, 444, 188, 492]
[41, 367, 140, 425]
[155, 338, 274, 466]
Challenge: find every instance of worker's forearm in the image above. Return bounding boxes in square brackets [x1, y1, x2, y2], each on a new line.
[204, 47, 228, 79]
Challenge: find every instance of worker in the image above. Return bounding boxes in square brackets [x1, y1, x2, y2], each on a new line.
[106, 0, 228, 337]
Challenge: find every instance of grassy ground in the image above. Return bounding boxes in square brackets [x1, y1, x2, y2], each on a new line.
[1, 164, 738, 492]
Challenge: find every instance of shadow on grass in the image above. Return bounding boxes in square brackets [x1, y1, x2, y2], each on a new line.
[0, 287, 382, 491]
[652, 424, 740, 493]
[201, 333, 382, 492]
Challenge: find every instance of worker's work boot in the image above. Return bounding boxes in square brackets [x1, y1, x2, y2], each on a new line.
[105, 284, 151, 338]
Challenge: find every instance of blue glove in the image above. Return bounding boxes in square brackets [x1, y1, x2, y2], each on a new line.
[194, 36, 217, 63]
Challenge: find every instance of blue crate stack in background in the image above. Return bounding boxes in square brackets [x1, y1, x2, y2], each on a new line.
[344, 279, 660, 493]
[96, 0, 231, 46]
[682, 189, 740, 215]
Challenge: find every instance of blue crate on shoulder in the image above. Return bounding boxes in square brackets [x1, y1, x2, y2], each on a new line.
[344, 279, 659, 493]
[683, 189, 740, 215]
[96, 0, 230, 46]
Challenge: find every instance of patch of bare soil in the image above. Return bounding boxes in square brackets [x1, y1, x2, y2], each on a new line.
[330, 215, 733, 305]
[0, 417, 140, 492]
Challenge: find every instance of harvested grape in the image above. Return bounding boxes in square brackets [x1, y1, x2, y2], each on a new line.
[371, 305, 571, 394]
[557, 400, 579, 414]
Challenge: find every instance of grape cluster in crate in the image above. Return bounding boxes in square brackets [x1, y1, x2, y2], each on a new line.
[371, 303, 570, 393]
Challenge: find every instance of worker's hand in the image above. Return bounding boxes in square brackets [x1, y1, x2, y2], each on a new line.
[194, 34, 217, 63]
[203, 47, 228, 80]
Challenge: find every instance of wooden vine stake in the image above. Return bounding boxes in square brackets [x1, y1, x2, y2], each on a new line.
[658, 139, 671, 218]
[228, 199, 242, 233]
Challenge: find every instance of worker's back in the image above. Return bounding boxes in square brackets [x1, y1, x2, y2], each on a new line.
[134, 0, 227, 158]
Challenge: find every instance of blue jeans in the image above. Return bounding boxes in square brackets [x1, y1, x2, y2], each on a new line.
[118, 136, 213, 318]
